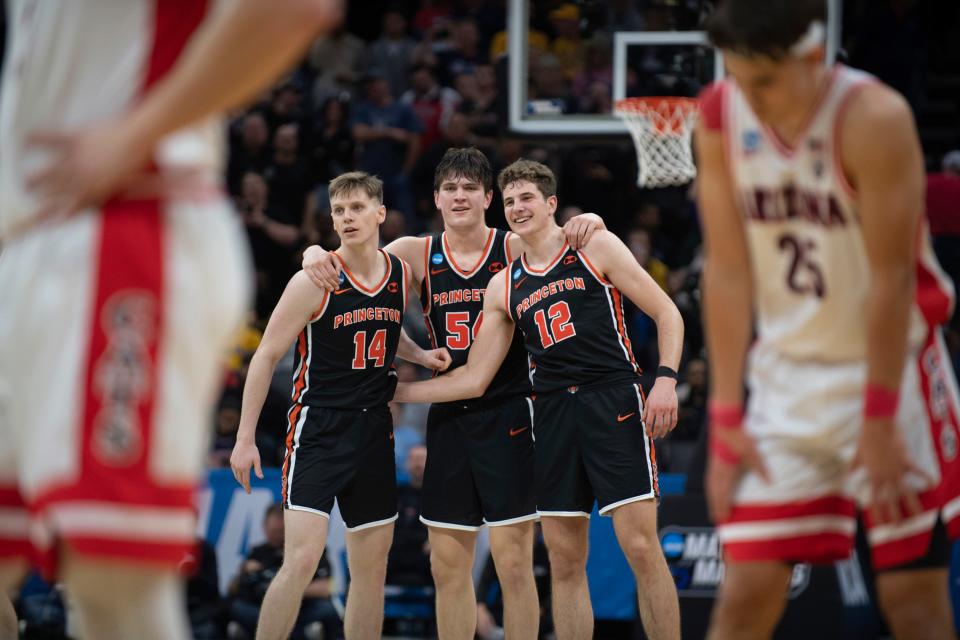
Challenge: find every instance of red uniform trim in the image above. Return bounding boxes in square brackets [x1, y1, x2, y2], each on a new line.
[723, 532, 853, 564]
[697, 82, 726, 132]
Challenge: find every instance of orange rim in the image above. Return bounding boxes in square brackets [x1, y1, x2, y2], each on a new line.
[615, 97, 698, 135]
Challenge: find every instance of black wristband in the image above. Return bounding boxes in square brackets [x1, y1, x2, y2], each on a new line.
[656, 365, 678, 380]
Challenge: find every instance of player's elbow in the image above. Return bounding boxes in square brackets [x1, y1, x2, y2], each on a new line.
[870, 263, 914, 299]
[653, 298, 684, 334]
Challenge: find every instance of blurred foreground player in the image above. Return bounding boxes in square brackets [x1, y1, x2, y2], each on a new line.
[395, 159, 685, 640]
[0, 1, 341, 638]
[697, 1, 960, 638]
[230, 172, 450, 640]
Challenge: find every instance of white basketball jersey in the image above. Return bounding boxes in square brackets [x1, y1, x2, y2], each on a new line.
[0, 0, 224, 238]
[722, 65, 954, 363]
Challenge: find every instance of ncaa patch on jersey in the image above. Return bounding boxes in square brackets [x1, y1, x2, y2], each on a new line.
[513, 268, 522, 279]
[743, 130, 762, 154]
[432, 253, 444, 265]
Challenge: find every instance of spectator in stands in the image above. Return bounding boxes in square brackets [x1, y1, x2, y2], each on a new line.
[675, 357, 707, 443]
[573, 36, 614, 113]
[626, 228, 669, 292]
[401, 63, 461, 151]
[549, 3, 585, 81]
[434, 18, 487, 87]
[528, 53, 577, 114]
[227, 504, 339, 640]
[387, 445, 433, 588]
[263, 81, 305, 133]
[227, 112, 272, 196]
[366, 8, 419, 99]
[264, 123, 313, 228]
[180, 538, 223, 640]
[452, 0, 504, 50]
[309, 23, 366, 105]
[238, 171, 301, 316]
[351, 71, 423, 226]
[413, 0, 453, 39]
[210, 395, 242, 468]
[302, 96, 354, 235]
[455, 65, 500, 146]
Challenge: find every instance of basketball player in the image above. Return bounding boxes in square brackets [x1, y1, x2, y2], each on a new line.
[696, 2, 960, 639]
[393, 159, 685, 640]
[230, 172, 450, 639]
[301, 147, 606, 639]
[0, 1, 341, 638]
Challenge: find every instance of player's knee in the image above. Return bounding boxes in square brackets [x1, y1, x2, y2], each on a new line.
[492, 549, 532, 591]
[618, 530, 661, 571]
[546, 543, 587, 581]
[282, 546, 324, 583]
[429, 545, 473, 585]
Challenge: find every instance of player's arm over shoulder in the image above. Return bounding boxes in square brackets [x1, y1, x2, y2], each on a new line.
[385, 235, 429, 283]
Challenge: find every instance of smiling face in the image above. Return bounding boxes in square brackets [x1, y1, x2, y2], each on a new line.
[434, 175, 491, 231]
[330, 188, 385, 248]
[501, 180, 558, 240]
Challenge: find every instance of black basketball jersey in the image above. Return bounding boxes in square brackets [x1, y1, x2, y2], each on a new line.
[292, 251, 407, 409]
[507, 243, 640, 393]
[422, 228, 532, 401]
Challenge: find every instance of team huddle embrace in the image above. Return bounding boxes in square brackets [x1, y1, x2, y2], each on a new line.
[231, 150, 685, 639]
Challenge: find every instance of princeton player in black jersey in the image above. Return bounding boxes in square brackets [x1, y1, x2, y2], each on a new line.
[230, 172, 450, 640]
[301, 148, 605, 639]
[394, 159, 685, 640]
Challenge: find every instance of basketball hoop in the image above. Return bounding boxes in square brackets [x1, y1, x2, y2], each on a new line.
[615, 97, 699, 188]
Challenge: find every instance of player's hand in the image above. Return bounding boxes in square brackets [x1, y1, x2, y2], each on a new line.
[25, 118, 152, 222]
[562, 212, 605, 250]
[706, 428, 768, 522]
[421, 347, 452, 372]
[853, 418, 930, 525]
[643, 377, 678, 438]
[302, 245, 341, 291]
[230, 439, 263, 494]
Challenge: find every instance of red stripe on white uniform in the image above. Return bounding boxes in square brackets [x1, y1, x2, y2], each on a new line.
[719, 495, 856, 564]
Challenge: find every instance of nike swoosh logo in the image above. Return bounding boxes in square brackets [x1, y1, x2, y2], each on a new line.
[616, 412, 636, 423]
[431, 267, 449, 275]
[509, 427, 528, 437]
[333, 288, 350, 295]
[513, 276, 528, 290]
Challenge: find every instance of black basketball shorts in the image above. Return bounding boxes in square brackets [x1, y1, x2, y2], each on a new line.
[533, 381, 658, 517]
[281, 403, 398, 531]
[421, 395, 537, 530]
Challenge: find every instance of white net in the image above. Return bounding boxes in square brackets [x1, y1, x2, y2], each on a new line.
[615, 98, 699, 188]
